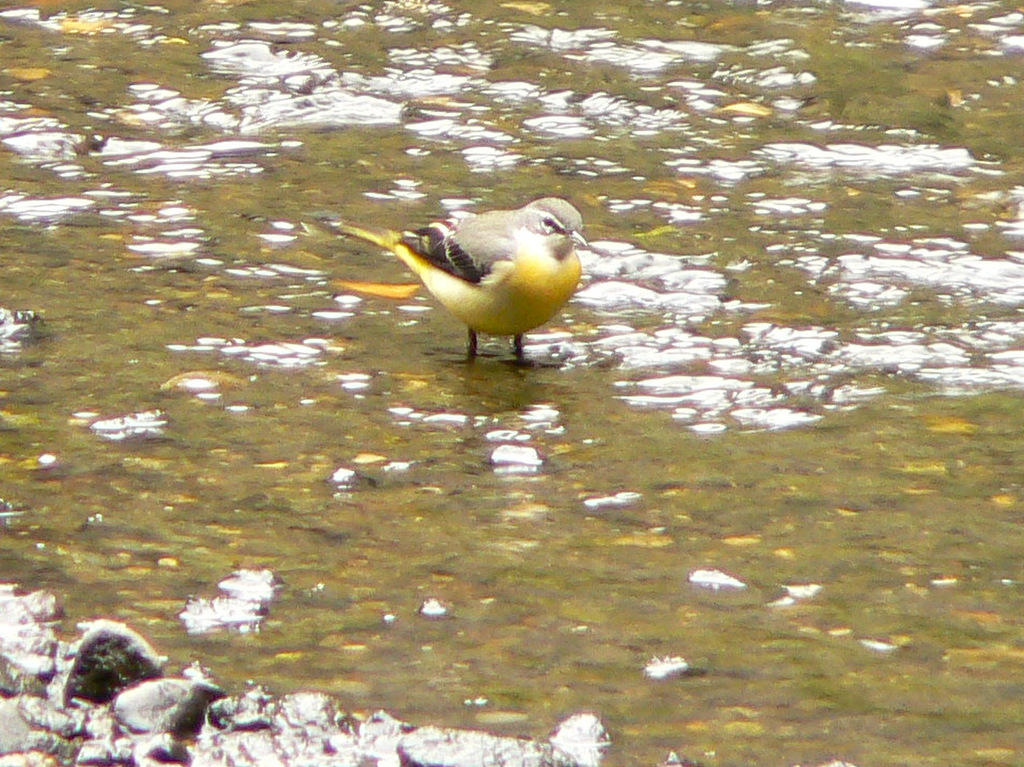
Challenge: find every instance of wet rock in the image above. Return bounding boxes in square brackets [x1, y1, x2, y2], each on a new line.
[392, 713, 610, 767]
[207, 686, 276, 731]
[132, 732, 190, 765]
[17, 695, 83, 739]
[0, 586, 60, 686]
[76, 705, 133, 766]
[0, 585, 606, 767]
[63, 621, 163, 705]
[0, 698, 69, 760]
[113, 677, 224, 735]
[0, 655, 48, 697]
[549, 713, 609, 767]
[198, 692, 363, 767]
[276, 691, 345, 735]
[396, 726, 561, 767]
[357, 709, 417, 761]
[0, 753, 60, 767]
[0, 699, 34, 754]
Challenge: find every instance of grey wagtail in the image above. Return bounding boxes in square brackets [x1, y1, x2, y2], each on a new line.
[333, 198, 586, 361]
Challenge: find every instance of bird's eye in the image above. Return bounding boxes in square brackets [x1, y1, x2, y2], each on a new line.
[541, 216, 563, 234]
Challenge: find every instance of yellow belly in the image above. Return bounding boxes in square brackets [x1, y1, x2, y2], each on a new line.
[418, 248, 581, 336]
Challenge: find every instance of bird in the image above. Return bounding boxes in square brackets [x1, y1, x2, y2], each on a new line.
[331, 197, 586, 362]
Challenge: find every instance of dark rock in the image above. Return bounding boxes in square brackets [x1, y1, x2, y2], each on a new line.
[63, 621, 163, 705]
[113, 677, 224, 736]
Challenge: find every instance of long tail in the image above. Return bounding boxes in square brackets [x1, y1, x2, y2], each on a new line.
[320, 217, 430, 279]
[335, 222, 405, 252]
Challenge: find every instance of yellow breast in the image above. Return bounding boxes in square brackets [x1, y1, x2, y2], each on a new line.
[417, 244, 581, 336]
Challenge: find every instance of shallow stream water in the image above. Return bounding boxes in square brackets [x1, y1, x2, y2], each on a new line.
[4, 1, 1024, 765]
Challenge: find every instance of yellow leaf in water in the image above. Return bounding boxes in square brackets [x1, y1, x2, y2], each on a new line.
[899, 461, 947, 475]
[352, 453, 386, 465]
[971, 749, 1015, 763]
[612, 531, 671, 547]
[334, 279, 420, 299]
[935, 4, 979, 18]
[60, 18, 111, 34]
[721, 721, 765, 736]
[950, 610, 999, 626]
[500, 1, 551, 14]
[925, 415, 976, 434]
[722, 534, 761, 547]
[160, 370, 246, 391]
[642, 179, 698, 198]
[903, 487, 937, 495]
[990, 494, 1016, 507]
[6, 68, 50, 82]
[634, 225, 679, 240]
[114, 110, 152, 128]
[719, 101, 772, 117]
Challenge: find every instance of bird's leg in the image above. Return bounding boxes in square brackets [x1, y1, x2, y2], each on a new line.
[513, 334, 525, 362]
[467, 328, 478, 359]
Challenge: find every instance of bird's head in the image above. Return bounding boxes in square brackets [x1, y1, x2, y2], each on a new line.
[519, 198, 587, 258]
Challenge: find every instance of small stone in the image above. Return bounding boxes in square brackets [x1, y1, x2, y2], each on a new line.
[489, 444, 543, 467]
[687, 568, 746, 591]
[418, 598, 450, 618]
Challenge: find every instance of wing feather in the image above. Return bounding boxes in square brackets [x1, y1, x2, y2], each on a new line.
[401, 222, 490, 284]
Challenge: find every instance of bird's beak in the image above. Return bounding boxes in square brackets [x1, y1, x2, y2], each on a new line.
[572, 231, 589, 249]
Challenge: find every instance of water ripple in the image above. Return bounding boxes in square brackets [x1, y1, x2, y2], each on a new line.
[0, 193, 95, 221]
[757, 142, 975, 175]
[168, 338, 329, 368]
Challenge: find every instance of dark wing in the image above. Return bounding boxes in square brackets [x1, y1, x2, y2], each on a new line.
[400, 222, 490, 285]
